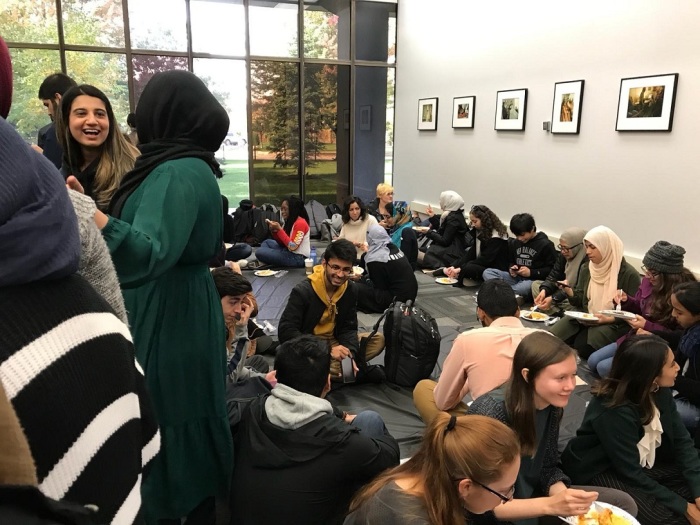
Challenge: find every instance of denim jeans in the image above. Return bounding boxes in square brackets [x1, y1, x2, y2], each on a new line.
[225, 243, 252, 261]
[676, 398, 700, 430]
[254, 239, 305, 268]
[587, 341, 618, 377]
[482, 268, 533, 299]
[351, 410, 388, 439]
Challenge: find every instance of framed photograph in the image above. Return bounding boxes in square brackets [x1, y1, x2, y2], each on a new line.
[359, 105, 372, 131]
[417, 97, 438, 131]
[616, 73, 678, 132]
[494, 88, 527, 131]
[551, 80, 584, 134]
[452, 96, 475, 128]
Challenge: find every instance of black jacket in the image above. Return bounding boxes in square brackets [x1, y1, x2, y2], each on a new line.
[538, 253, 589, 302]
[230, 395, 399, 525]
[278, 278, 360, 355]
[508, 231, 558, 280]
[453, 229, 509, 271]
[426, 211, 469, 264]
[358, 245, 418, 313]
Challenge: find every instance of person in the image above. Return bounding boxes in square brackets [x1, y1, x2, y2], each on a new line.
[255, 195, 310, 268]
[419, 190, 468, 270]
[649, 282, 700, 440]
[413, 279, 536, 425]
[367, 182, 394, 226]
[483, 213, 557, 301]
[0, 48, 159, 523]
[549, 226, 642, 359]
[220, 195, 253, 263]
[344, 413, 521, 525]
[561, 335, 700, 525]
[229, 334, 399, 525]
[389, 200, 419, 269]
[75, 70, 233, 524]
[337, 195, 378, 260]
[58, 84, 140, 212]
[278, 239, 386, 378]
[445, 204, 509, 287]
[35, 72, 77, 169]
[211, 267, 272, 382]
[355, 225, 417, 313]
[126, 111, 138, 145]
[588, 241, 695, 377]
[531, 227, 588, 314]
[468, 332, 637, 525]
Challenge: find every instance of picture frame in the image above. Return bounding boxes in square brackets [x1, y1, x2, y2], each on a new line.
[359, 105, 372, 131]
[494, 88, 527, 131]
[417, 97, 438, 131]
[551, 80, 584, 134]
[615, 73, 678, 132]
[452, 96, 475, 129]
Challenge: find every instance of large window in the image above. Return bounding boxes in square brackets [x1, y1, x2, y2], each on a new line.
[3, 0, 397, 206]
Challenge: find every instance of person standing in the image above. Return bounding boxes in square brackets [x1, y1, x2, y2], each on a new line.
[35, 72, 76, 169]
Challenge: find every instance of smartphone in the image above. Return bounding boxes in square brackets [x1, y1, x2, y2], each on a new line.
[340, 357, 356, 383]
[556, 281, 570, 289]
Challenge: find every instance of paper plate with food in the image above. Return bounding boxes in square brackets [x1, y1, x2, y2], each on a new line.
[598, 310, 637, 320]
[254, 269, 278, 277]
[559, 501, 639, 525]
[413, 226, 430, 233]
[564, 311, 599, 321]
[435, 277, 458, 285]
[352, 266, 364, 276]
[520, 310, 550, 322]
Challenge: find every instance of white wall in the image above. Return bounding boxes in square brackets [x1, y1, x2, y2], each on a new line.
[393, 0, 700, 270]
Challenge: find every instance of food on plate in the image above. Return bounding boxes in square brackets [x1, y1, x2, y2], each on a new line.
[576, 506, 630, 525]
[435, 277, 457, 285]
[580, 313, 597, 320]
[255, 269, 276, 277]
[523, 311, 548, 321]
[352, 266, 364, 275]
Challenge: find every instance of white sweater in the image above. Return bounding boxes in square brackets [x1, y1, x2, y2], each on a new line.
[338, 215, 378, 258]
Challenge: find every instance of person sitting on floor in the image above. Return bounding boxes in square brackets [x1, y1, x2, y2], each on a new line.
[413, 279, 536, 425]
[367, 182, 394, 225]
[344, 413, 521, 525]
[562, 335, 700, 525]
[337, 195, 378, 262]
[468, 332, 637, 525]
[445, 204, 509, 287]
[211, 266, 273, 383]
[229, 334, 399, 525]
[388, 200, 419, 270]
[549, 225, 641, 359]
[278, 239, 386, 379]
[587, 241, 695, 377]
[532, 226, 588, 315]
[483, 212, 557, 302]
[355, 225, 418, 314]
[255, 195, 310, 268]
[418, 190, 469, 270]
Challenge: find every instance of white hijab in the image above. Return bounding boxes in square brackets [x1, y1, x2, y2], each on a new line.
[438, 191, 465, 226]
[584, 226, 624, 314]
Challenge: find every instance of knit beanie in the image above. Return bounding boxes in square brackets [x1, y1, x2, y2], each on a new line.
[0, 36, 12, 119]
[642, 240, 685, 274]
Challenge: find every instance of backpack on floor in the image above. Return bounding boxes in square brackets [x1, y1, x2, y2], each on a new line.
[371, 299, 441, 387]
[231, 200, 255, 243]
[259, 203, 280, 224]
[248, 207, 270, 246]
[326, 202, 342, 219]
[305, 199, 327, 239]
[320, 213, 343, 242]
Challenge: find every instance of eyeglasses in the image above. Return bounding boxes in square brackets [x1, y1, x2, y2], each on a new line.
[641, 264, 659, 277]
[557, 243, 582, 252]
[472, 479, 515, 503]
[328, 264, 353, 275]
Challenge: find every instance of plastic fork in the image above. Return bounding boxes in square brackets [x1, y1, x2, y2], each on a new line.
[616, 289, 623, 311]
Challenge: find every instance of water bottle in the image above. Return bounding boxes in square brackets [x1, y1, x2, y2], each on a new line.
[310, 246, 317, 265]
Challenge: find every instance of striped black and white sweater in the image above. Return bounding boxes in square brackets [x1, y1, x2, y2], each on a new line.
[0, 274, 160, 524]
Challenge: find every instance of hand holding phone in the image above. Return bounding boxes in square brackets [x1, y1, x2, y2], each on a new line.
[340, 357, 356, 383]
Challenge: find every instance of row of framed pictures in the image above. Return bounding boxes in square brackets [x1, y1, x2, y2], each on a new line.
[417, 73, 679, 134]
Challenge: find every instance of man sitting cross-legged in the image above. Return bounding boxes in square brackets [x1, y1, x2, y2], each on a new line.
[228, 334, 399, 525]
[278, 239, 385, 379]
[413, 279, 539, 424]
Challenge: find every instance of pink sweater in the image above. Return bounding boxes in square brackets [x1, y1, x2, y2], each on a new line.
[433, 317, 538, 410]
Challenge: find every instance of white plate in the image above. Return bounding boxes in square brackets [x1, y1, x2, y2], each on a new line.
[559, 501, 640, 524]
[413, 226, 430, 233]
[352, 266, 364, 275]
[520, 310, 550, 322]
[598, 309, 637, 320]
[564, 311, 599, 321]
[254, 270, 278, 277]
[435, 277, 458, 285]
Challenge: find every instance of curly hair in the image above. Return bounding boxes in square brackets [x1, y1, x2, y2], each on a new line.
[648, 269, 697, 328]
[470, 205, 507, 242]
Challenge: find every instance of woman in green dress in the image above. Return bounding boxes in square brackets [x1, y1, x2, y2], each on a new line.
[71, 70, 232, 524]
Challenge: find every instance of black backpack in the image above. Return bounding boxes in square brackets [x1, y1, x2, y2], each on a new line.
[259, 203, 281, 224]
[231, 200, 254, 243]
[326, 202, 342, 218]
[364, 299, 441, 387]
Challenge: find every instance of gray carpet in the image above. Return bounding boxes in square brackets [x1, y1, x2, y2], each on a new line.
[246, 243, 594, 458]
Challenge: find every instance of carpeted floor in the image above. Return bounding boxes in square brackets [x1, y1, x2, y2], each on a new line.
[245, 241, 595, 458]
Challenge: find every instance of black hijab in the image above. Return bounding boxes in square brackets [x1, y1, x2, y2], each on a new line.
[109, 70, 229, 218]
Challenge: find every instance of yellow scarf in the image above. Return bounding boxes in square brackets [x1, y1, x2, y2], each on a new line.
[309, 265, 348, 339]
